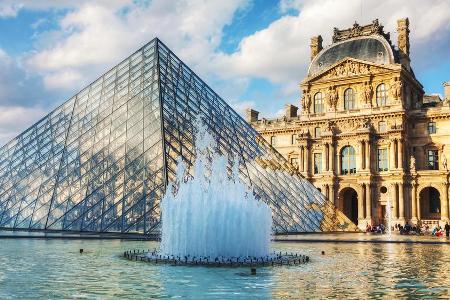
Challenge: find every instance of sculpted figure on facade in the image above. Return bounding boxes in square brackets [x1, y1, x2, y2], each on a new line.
[410, 155, 416, 172]
[363, 82, 373, 106]
[304, 91, 311, 113]
[390, 77, 403, 101]
[326, 87, 338, 110]
[301, 91, 306, 112]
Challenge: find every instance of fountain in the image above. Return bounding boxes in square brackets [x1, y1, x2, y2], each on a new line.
[159, 121, 272, 259]
[385, 198, 393, 238]
[124, 119, 309, 267]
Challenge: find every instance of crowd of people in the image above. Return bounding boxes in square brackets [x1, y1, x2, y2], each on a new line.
[365, 221, 450, 237]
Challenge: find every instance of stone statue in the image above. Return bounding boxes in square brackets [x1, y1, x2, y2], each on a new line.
[410, 155, 416, 172]
[300, 92, 306, 110]
[326, 88, 333, 107]
[305, 92, 311, 113]
[363, 82, 373, 106]
[443, 154, 448, 171]
[330, 87, 338, 109]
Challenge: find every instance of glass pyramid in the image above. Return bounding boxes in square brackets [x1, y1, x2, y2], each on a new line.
[0, 38, 357, 235]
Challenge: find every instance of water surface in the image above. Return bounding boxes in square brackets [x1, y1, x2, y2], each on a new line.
[0, 236, 449, 299]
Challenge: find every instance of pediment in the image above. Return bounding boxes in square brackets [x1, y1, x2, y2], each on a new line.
[303, 58, 399, 84]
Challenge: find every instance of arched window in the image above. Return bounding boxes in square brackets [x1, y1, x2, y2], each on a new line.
[314, 92, 324, 114]
[376, 83, 387, 106]
[341, 146, 356, 175]
[344, 88, 355, 110]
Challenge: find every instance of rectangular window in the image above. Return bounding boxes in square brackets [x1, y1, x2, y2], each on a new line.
[378, 121, 387, 133]
[428, 150, 439, 170]
[291, 134, 297, 145]
[314, 153, 322, 174]
[314, 127, 321, 138]
[290, 157, 298, 168]
[270, 136, 276, 146]
[377, 148, 388, 171]
[428, 122, 436, 134]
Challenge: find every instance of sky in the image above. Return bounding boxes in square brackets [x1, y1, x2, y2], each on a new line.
[0, 0, 449, 145]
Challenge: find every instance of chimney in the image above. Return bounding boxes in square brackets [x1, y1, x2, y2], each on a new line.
[245, 108, 259, 123]
[444, 82, 450, 101]
[285, 104, 298, 118]
[397, 18, 411, 70]
[310, 35, 323, 61]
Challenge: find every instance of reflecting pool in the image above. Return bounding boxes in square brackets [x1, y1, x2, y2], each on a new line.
[0, 236, 449, 299]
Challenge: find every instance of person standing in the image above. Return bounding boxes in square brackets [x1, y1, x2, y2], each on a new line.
[445, 222, 450, 237]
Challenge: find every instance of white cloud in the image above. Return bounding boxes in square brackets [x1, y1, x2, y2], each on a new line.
[0, 2, 22, 18]
[0, 106, 47, 145]
[24, 0, 249, 92]
[2, 0, 450, 124]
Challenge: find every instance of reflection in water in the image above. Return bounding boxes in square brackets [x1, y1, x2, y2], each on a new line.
[0, 238, 449, 299]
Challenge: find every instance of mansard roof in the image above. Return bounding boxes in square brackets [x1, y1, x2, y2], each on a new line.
[308, 20, 397, 76]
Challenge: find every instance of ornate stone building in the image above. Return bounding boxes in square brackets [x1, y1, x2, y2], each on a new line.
[248, 18, 450, 230]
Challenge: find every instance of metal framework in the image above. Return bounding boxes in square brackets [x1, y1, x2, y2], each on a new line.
[0, 39, 356, 235]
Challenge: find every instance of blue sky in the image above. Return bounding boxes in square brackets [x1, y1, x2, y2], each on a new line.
[0, 0, 449, 145]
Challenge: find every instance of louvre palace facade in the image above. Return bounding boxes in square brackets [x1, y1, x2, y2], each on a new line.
[249, 18, 450, 230]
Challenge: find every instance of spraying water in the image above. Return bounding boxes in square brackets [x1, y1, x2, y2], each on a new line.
[159, 120, 272, 259]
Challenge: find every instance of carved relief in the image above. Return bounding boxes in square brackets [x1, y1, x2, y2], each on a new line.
[390, 77, 403, 102]
[319, 61, 385, 80]
[332, 19, 390, 43]
[358, 118, 371, 129]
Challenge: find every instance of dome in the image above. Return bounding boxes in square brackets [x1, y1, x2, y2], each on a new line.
[308, 35, 395, 76]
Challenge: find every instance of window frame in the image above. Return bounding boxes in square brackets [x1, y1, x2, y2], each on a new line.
[376, 83, 387, 107]
[427, 149, 439, 170]
[314, 127, 321, 138]
[428, 122, 437, 134]
[314, 153, 322, 174]
[340, 146, 356, 175]
[314, 92, 324, 114]
[270, 136, 276, 146]
[291, 134, 297, 145]
[378, 121, 387, 133]
[377, 148, 389, 172]
[344, 88, 355, 110]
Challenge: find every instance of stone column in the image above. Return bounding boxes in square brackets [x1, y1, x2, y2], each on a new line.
[390, 139, 396, 170]
[305, 145, 310, 176]
[365, 140, 371, 172]
[300, 146, 304, 172]
[365, 183, 372, 222]
[358, 140, 364, 171]
[411, 183, 418, 222]
[337, 153, 342, 176]
[398, 183, 405, 222]
[322, 143, 328, 172]
[329, 142, 335, 174]
[398, 139, 404, 169]
[358, 185, 365, 221]
[441, 183, 449, 221]
[391, 183, 398, 219]
[329, 184, 335, 205]
[325, 184, 330, 200]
